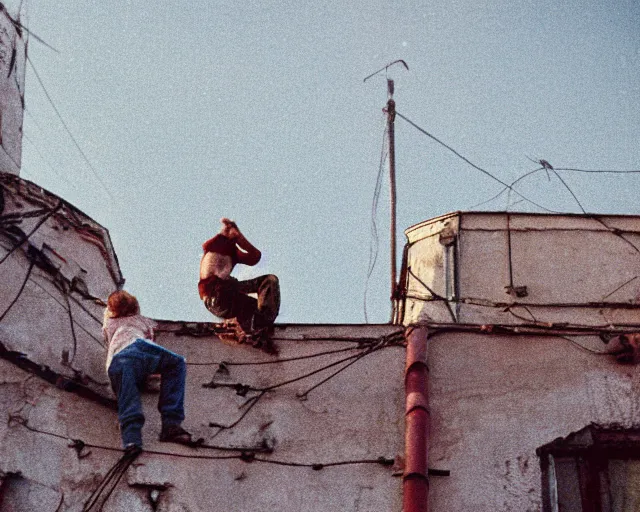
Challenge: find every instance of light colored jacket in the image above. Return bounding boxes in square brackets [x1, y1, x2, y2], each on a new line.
[102, 313, 157, 372]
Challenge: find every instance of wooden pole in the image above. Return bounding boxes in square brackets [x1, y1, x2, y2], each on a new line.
[387, 79, 397, 321]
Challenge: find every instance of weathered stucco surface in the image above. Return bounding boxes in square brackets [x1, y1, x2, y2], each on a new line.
[402, 211, 640, 327]
[428, 331, 640, 512]
[0, 3, 26, 176]
[0, 175, 405, 510]
[399, 210, 640, 511]
[7, 177, 639, 511]
[0, 174, 123, 402]
[0, 324, 405, 511]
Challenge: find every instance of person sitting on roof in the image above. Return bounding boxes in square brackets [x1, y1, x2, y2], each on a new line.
[103, 290, 192, 452]
[198, 218, 280, 348]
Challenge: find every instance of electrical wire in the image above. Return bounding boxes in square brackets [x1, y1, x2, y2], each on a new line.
[470, 161, 640, 213]
[0, 138, 22, 173]
[258, 342, 387, 393]
[63, 287, 79, 364]
[468, 167, 546, 210]
[0, 4, 59, 53]
[295, 347, 375, 399]
[235, 332, 403, 364]
[407, 267, 456, 322]
[295, 334, 402, 343]
[203, 348, 376, 395]
[0, 219, 106, 340]
[0, 258, 34, 323]
[506, 214, 514, 290]
[14, 418, 396, 472]
[22, 131, 76, 189]
[83, 449, 140, 511]
[26, 275, 105, 347]
[0, 207, 53, 223]
[54, 493, 64, 512]
[364, 123, 388, 323]
[26, 57, 115, 201]
[208, 391, 266, 433]
[520, 305, 538, 322]
[0, 242, 114, 393]
[67, 293, 104, 328]
[426, 320, 611, 355]
[404, 293, 640, 311]
[0, 200, 63, 266]
[555, 335, 610, 355]
[556, 167, 640, 174]
[588, 215, 640, 255]
[1, 341, 113, 398]
[404, 292, 640, 331]
[204, 339, 396, 435]
[250, 455, 394, 470]
[14, 416, 263, 456]
[602, 276, 638, 301]
[395, 111, 556, 212]
[550, 169, 586, 213]
[505, 307, 544, 325]
[0, 236, 106, 346]
[187, 345, 362, 367]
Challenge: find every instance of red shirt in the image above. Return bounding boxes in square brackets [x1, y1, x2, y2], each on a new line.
[198, 233, 262, 299]
[201, 234, 239, 263]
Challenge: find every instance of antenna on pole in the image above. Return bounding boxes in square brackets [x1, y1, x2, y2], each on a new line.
[364, 60, 409, 322]
[386, 79, 397, 322]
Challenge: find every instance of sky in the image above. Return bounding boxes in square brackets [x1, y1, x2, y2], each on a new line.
[11, 0, 640, 324]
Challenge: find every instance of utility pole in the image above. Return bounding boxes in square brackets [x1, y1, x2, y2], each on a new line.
[386, 79, 397, 322]
[363, 60, 408, 324]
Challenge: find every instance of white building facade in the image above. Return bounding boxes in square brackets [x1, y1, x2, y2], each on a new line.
[399, 211, 640, 512]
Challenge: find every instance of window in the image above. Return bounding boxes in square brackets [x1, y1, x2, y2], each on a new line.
[537, 425, 640, 512]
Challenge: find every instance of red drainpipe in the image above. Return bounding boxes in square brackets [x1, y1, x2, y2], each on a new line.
[404, 326, 430, 512]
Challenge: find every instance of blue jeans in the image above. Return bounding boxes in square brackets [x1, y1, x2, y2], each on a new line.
[108, 339, 186, 448]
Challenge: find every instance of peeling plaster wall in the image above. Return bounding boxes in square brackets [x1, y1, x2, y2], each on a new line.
[0, 174, 405, 510]
[138, 323, 404, 512]
[402, 212, 640, 327]
[403, 213, 459, 324]
[0, 175, 122, 400]
[0, 358, 144, 511]
[0, 325, 404, 511]
[0, 3, 26, 175]
[427, 331, 640, 512]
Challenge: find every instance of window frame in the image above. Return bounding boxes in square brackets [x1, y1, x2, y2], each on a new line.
[537, 425, 640, 512]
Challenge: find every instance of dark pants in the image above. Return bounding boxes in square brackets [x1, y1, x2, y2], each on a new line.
[108, 339, 186, 448]
[204, 274, 280, 333]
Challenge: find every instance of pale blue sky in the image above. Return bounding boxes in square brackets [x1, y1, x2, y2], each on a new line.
[15, 0, 640, 323]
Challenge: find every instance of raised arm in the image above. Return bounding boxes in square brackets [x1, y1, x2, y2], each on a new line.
[221, 218, 261, 266]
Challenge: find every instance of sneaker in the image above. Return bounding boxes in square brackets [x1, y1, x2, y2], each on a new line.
[246, 327, 277, 355]
[159, 425, 193, 444]
[261, 338, 278, 355]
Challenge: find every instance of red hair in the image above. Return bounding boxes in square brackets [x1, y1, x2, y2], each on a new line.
[107, 290, 140, 318]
